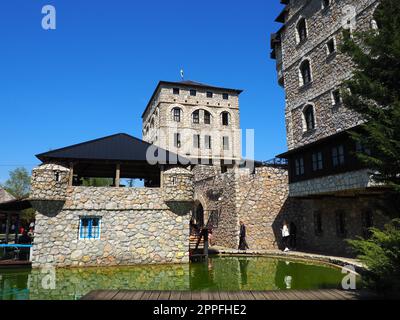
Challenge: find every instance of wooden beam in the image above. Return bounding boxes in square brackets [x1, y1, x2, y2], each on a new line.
[115, 163, 121, 188]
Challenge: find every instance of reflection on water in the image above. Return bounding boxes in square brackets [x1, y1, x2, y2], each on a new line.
[0, 256, 349, 300]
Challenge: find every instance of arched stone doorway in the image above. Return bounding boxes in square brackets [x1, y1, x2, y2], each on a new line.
[192, 202, 204, 230]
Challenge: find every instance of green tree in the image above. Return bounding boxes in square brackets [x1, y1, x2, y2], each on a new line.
[341, 0, 400, 295]
[82, 178, 113, 187]
[341, 0, 400, 196]
[348, 219, 400, 296]
[1, 167, 35, 224]
[2, 167, 31, 198]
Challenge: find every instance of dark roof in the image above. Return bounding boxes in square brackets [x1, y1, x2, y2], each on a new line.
[142, 80, 243, 118]
[0, 199, 32, 211]
[276, 128, 358, 159]
[36, 133, 188, 165]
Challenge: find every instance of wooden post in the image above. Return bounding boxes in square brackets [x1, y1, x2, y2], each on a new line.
[203, 229, 209, 258]
[5, 212, 10, 244]
[14, 214, 20, 244]
[115, 163, 121, 188]
[69, 162, 74, 186]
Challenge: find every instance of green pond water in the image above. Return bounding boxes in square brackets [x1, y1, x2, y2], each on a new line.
[0, 256, 351, 300]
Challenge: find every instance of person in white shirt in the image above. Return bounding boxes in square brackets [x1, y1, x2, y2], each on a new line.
[281, 221, 290, 252]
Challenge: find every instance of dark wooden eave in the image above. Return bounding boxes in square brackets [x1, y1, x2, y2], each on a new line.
[0, 199, 32, 211]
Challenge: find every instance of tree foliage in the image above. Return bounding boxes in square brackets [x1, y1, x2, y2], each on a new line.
[341, 0, 400, 294]
[348, 219, 400, 296]
[2, 167, 31, 199]
[341, 0, 400, 194]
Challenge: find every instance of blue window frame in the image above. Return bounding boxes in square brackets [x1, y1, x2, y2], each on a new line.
[79, 217, 101, 240]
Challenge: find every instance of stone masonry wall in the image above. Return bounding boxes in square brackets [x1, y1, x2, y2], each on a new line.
[194, 166, 296, 250]
[194, 170, 239, 249]
[31, 186, 190, 268]
[289, 169, 378, 197]
[142, 83, 242, 161]
[297, 196, 389, 257]
[236, 167, 298, 250]
[30, 164, 70, 201]
[278, 0, 379, 150]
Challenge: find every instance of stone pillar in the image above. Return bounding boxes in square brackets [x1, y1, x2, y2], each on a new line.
[69, 162, 74, 186]
[115, 163, 121, 188]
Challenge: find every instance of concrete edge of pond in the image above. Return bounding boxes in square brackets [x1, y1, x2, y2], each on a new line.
[209, 247, 365, 275]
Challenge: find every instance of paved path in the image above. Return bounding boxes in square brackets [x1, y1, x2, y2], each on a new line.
[81, 289, 377, 300]
[210, 247, 364, 271]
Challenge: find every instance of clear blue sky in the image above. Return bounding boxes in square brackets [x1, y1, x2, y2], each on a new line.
[0, 0, 286, 183]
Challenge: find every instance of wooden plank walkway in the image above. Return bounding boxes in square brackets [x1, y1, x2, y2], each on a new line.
[81, 289, 377, 301]
[0, 259, 31, 268]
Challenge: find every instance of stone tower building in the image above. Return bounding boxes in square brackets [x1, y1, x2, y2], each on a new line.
[142, 80, 243, 171]
[271, 0, 389, 256]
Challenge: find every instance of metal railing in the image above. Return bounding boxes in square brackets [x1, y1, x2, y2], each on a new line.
[262, 158, 288, 168]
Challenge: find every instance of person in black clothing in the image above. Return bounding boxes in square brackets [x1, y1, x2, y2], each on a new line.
[18, 231, 31, 244]
[18, 231, 32, 261]
[238, 221, 249, 250]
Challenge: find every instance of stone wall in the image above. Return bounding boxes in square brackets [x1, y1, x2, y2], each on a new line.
[142, 83, 242, 161]
[236, 167, 298, 250]
[289, 169, 378, 197]
[194, 170, 239, 249]
[276, 0, 379, 150]
[296, 196, 389, 257]
[31, 186, 190, 268]
[30, 164, 194, 268]
[194, 166, 296, 250]
[30, 164, 70, 201]
[162, 167, 194, 202]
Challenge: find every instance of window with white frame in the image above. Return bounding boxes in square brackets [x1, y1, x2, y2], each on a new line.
[303, 105, 316, 131]
[332, 89, 342, 106]
[326, 38, 336, 55]
[204, 111, 211, 124]
[300, 60, 312, 86]
[296, 18, 308, 43]
[192, 110, 200, 124]
[79, 217, 101, 240]
[172, 108, 181, 122]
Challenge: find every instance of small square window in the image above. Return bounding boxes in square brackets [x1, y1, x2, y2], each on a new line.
[173, 88, 180, 95]
[190, 89, 197, 96]
[207, 92, 213, 98]
[79, 217, 101, 240]
[222, 93, 229, 100]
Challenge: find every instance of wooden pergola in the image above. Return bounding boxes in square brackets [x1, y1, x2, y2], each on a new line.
[0, 199, 32, 244]
[36, 133, 189, 188]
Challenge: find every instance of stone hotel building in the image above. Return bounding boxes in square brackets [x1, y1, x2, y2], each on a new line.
[271, 0, 389, 255]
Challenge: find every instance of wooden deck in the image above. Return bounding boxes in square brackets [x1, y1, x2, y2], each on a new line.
[81, 289, 377, 301]
[0, 259, 31, 268]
